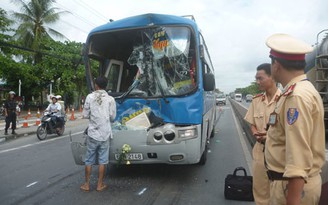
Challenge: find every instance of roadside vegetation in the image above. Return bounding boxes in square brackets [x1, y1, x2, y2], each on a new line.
[0, 1, 88, 110]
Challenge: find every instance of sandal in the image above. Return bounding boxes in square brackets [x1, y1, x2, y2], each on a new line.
[96, 184, 108, 192]
[80, 184, 90, 192]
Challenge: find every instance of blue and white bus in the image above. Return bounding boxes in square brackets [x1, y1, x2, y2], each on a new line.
[80, 13, 216, 165]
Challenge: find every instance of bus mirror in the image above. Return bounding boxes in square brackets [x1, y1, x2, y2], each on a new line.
[199, 45, 205, 60]
[203, 73, 215, 91]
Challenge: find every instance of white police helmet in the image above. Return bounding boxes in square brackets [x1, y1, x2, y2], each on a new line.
[9, 91, 15, 95]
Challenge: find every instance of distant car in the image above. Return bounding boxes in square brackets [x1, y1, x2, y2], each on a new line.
[216, 93, 226, 105]
[235, 93, 242, 102]
[246, 94, 253, 103]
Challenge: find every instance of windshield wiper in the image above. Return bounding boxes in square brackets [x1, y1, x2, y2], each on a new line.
[116, 80, 140, 104]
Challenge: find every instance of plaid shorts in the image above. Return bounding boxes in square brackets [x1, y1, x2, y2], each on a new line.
[84, 136, 109, 165]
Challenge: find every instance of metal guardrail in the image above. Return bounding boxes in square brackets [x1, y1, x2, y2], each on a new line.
[229, 99, 255, 148]
[229, 98, 328, 204]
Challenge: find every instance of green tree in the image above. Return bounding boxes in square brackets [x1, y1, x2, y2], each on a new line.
[38, 39, 86, 108]
[235, 82, 260, 97]
[11, 0, 67, 64]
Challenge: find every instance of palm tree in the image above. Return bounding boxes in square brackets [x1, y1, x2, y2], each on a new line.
[11, 0, 67, 63]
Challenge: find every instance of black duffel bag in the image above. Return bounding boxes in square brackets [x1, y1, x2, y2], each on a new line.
[224, 166, 254, 201]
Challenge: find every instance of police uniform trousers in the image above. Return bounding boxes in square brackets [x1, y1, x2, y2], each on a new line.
[269, 174, 321, 205]
[5, 111, 17, 130]
[253, 142, 270, 205]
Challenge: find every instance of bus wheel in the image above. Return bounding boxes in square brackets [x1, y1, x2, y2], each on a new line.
[210, 126, 215, 138]
[198, 145, 208, 165]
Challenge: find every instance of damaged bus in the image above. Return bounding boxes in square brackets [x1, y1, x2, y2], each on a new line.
[76, 13, 216, 165]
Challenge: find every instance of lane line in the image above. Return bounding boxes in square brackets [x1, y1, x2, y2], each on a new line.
[0, 131, 84, 154]
[138, 188, 147, 195]
[26, 181, 38, 188]
[231, 103, 253, 175]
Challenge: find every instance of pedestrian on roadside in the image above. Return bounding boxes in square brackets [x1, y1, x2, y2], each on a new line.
[265, 33, 326, 205]
[80, 76, 116, 192]
[4, 91, 18, 135]
[244, 63, 281, 205]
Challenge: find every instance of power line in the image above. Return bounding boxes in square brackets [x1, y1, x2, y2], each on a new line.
[71, 0, 109, 22]
[0, 40, 81, 62]
[59, 19, 91, 35]
[55, 2, 98, 28]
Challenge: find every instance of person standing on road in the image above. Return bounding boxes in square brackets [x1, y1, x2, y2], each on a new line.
[4, 91, 18, 135]
[265, 33, 326, 205]
[244, 63, 281, 205]
[80, 76, 116, 192]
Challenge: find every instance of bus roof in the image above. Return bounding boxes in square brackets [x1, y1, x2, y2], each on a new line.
[89, 13, 198, 35]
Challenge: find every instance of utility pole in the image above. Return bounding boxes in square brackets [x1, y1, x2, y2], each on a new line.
[50, 80, 54, 95]
[19, 79, 21, 96]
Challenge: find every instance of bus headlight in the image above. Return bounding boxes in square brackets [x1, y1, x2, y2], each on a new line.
[164, 130, 175, 142]
[153, 131, 163, 142]
[178, 128, 197, 139]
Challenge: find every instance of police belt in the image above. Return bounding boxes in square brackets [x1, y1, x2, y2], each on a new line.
[267, 170, 288, 181]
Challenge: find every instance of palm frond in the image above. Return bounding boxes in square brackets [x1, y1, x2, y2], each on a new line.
[47, 27, 69, 41]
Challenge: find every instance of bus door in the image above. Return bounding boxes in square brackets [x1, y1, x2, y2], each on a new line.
[104, 59, 124, 93]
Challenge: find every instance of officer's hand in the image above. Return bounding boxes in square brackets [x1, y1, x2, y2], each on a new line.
[253, 131, 266, 143]
[254, 131, 266, 137]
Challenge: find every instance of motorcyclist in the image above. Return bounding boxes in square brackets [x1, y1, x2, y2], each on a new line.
[4, 91, 18, 135]
[56, 95, 66, 116]
[45, 96, 62, 128]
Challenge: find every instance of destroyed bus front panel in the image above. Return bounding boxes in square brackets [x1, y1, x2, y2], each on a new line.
[83, 14, 216, 165]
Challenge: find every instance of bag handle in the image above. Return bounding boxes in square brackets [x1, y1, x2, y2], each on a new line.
[233, 167, 247, 176]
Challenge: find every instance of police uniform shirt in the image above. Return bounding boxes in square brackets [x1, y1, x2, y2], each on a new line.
[265, 74, 326, 181]
[4, 99, 17, 111]
[244, 89, 281, 134]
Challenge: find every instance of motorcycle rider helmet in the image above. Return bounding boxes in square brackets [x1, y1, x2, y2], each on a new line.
[51, 96, 58, 101]
[56, 95, 62, 99]
[9, 91, 16, 95]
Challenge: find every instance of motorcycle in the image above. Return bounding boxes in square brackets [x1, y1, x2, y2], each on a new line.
[37, 112, 66, 140]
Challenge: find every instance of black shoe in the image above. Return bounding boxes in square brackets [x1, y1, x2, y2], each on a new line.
[4, 131, 8, 135]
[12, 131, 16, 135]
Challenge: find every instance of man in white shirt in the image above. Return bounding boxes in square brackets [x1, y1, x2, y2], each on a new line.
[80, 76, 116, 192]
[45, 96, 62, 127]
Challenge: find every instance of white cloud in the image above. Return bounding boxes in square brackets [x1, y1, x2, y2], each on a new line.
[1, 0, 327, 93]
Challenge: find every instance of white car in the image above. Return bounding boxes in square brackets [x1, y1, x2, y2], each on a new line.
[216, 94, 226, 105]
[246, 94, 253, 103]
[235, 93, 242, 102]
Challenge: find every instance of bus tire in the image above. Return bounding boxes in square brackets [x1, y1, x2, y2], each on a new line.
[210, 126, 215, 138]
[198, 145, 208, 165]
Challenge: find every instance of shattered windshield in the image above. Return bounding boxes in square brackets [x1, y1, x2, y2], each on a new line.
[126, 27, 197, 97]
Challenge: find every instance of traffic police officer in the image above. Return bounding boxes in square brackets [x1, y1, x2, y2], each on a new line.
[265, 33, 326, 204]
[244, 63, 281, 205]
[4, 91, 18, 135]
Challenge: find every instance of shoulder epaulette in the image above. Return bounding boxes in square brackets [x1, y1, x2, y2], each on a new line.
[274, 94, 280, 102]
[253, 93, 264, 99]
[283, 83, 296, 96]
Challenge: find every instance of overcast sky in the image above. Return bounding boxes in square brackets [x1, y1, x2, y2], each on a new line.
[1, 0, 328, 93]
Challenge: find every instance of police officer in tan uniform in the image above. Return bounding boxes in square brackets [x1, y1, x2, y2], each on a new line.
[264, 33, 326, 205]
[245, 63, 281, 205]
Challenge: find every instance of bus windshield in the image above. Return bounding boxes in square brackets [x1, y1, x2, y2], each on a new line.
[86, 26, 197, 97]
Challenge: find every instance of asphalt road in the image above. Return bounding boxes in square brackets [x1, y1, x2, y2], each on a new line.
[0, 103, 254, 205]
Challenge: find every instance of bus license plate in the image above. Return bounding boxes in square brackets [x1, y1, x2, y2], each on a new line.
[115, 153, 143, 161]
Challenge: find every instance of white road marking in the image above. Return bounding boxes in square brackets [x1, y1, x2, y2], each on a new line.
[231, 104, 253, 175]
[26, 181, 38, 188]
[0, 131, 84, 154]
[138, 188, 147, 195]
